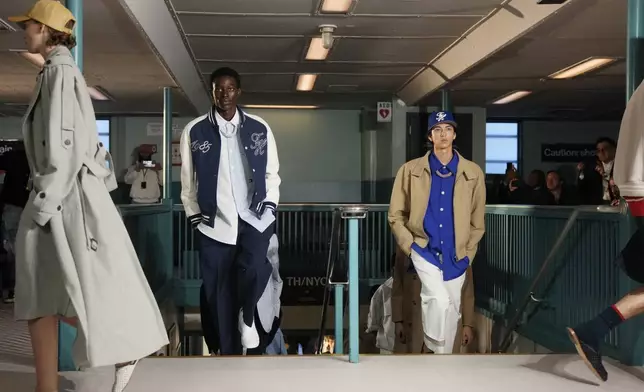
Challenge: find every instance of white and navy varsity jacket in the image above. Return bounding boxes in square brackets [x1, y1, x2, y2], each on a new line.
[179, 107, 280, 227]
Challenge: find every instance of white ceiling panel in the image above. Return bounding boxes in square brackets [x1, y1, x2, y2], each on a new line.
[317, 74, 409, 91]
[467, 37, 625, 80]
[526, 0, 626, 40]
[172, 0, 316, 14]
[199, 61, 423, 75]
[238, 74, 298, 92]
[353, 0, 502, 15]
[188, 37, 306, 62]
[179, 15, 475, 37]
[330, 38, 453, 62]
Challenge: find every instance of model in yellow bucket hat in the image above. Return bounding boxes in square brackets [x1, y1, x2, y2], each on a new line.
[9, 0, 76, 54]
[7, 1, 169, 392]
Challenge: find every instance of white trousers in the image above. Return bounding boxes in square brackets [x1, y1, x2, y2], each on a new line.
[410, 250, 466, 354]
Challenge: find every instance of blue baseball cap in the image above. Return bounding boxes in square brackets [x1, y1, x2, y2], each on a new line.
[428, 111, 457, 130]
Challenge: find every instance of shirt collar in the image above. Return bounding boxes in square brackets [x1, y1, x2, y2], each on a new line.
[429, 151, 459, 174]
[214, 108, 240, 127]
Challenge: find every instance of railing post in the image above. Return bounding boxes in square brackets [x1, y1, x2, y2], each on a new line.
[334, 284, 344, 354]
[162, 87, 173, 200]
[340, 206, 368, 363]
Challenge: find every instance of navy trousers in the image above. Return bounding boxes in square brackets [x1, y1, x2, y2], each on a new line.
[199, 219, 274, 355]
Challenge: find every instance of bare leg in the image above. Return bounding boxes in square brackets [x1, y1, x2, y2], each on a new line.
[614, 287, 644, 320]
[28, 316, 59, 392]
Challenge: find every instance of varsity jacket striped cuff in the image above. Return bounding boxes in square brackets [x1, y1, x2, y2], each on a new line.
[187, 213, 202, 228]
[256, 201, 277, 216]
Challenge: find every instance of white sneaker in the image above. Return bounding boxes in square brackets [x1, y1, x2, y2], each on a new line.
[112, 360, 138, 392]
[239, 310, 259, 349]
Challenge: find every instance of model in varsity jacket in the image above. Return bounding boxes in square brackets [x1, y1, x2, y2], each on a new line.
[179, 67, 281, 354]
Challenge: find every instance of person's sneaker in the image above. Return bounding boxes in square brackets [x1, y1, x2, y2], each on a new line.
[566, 327, 608, 382]
[3, 291, 14, 304]
[239, 310, 259, 349]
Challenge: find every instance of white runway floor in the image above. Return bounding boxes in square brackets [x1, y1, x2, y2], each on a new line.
[1, 354, 644, 392]
[2, 304, 644, 392]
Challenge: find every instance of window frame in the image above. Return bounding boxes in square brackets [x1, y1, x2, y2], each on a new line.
[485, 120, 521, 175]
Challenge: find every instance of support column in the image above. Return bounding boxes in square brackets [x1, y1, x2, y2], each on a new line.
[627, 0, 644, 100]
[67, 0, 83, 71]
[58, 0, 83, 372]
[162, 87, 173, 199]
[440, 89, 453, 112]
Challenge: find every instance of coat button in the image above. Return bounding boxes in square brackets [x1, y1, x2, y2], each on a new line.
[99, 142, 103, 147]
[64, 139, 71, 146]
[57, 206, 62, 211]
[39, 192, 46, 199]
[412, 301, 417, 306]
[42, 141, 46, 146]
[412, 275, 417, 280]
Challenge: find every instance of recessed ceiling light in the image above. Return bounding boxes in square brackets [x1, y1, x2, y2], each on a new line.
[548, 57, 619, 79]
[305, 37, 329, 61]
[320, 0, 352, 13]
[296, 74, 317, 91]
[492, 90, 532, 105]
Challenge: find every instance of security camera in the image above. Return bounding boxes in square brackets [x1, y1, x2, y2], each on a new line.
[319, 24, 337, 49]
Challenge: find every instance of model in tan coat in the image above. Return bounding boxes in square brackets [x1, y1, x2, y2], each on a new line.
[391, 248, 475, 353]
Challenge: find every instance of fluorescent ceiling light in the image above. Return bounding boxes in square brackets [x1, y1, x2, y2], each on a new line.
[296, 74, 317, 91]
[88, 86, 114, 101]
[305, 37, 329, 61]
[321, 0, 352, 13]
[548, 57, 619, 79]
[243, 105, 319, 109]
[492, 90, 532, 105]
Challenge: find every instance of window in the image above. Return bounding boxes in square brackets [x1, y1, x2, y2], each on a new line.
[486, 122, 518, 174]
[96, 119, 110, 152]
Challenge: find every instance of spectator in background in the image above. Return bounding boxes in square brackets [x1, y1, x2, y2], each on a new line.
[577, 137, 619, 205]
[546, 170, 578, 206]
[124, 145, 163, 204]
[0, 147, 30, 303]
[507, 169, 554, 205]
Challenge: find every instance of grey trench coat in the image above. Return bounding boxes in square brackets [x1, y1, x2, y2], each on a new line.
[14, 46, 168, 368]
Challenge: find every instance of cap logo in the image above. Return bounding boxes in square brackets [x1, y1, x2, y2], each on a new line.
[436, 112, 447, 122]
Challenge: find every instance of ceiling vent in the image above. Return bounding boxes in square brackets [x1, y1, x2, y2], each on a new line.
[0, 19, 16, 32]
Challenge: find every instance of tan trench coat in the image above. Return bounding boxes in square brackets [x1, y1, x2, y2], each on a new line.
[391, 249, 475, 353]
[14, 46, 168, 368]
[388, 151, 486, 261]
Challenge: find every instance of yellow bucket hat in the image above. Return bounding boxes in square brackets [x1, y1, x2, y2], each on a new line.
[9, 0, 76, 35]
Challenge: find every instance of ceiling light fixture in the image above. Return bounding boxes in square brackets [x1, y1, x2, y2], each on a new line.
[321, 0, 352, 13]
[88, 86, 114, 101]
[492, 90, 532, 105]
[243, 105, 319, 109]
[548, 57, 619, 79]
[296, 74, 317, 91]
[305, 37, 330, 61]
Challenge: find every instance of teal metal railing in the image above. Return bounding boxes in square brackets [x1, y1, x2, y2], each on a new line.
[169, 203, 644, 364]
[171, 204, 395, 307]
[478, 205, 644, 365]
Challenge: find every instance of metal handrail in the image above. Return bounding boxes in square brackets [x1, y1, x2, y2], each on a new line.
[315, 209, 343, 354]
[497, 208, 581, 353]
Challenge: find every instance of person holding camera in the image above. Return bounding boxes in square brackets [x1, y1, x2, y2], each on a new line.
[124, 146, 163, 204]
